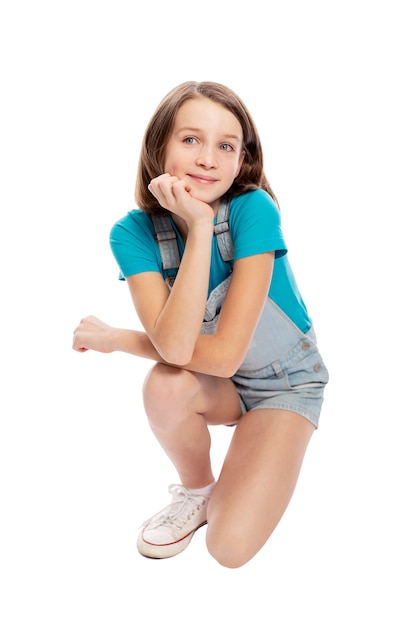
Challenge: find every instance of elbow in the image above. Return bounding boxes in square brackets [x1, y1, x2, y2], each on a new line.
[217, 365, 236, 379]
[150, 330, 195, 366]
[167, 354, 194, 367]
[206, 335, 248, 378]
[158, 344, 195, 367]
[217, 361, 241, 379]
[213, 347, 245, 379]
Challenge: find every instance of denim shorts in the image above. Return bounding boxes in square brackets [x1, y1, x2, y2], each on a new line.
[231, 330, 329, 428]
[202, 279, 329, 429]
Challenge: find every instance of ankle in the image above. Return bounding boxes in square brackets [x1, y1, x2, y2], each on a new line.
[187, 480, 216, 496]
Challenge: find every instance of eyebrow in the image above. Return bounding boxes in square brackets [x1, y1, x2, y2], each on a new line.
[176, 127, 241, 142]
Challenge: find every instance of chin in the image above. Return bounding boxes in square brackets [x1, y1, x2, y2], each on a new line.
[190, 190, 217, 205]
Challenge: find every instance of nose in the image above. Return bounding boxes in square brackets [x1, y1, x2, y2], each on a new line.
[196, 144, 217, 168]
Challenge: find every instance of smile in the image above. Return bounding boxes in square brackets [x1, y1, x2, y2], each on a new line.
[188, 174, 218, 185]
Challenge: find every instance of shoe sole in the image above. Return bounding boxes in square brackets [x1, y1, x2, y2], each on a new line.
[137, 521, 207, 559]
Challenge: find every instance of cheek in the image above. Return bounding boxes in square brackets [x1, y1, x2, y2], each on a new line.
[232, 157, 244, 178]
[163, 149, 184, 175]
[236, 152, 245, 174]
[163, 156, 175, 175]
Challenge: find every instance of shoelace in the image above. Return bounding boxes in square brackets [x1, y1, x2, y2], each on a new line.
[147, 484, 207, 531]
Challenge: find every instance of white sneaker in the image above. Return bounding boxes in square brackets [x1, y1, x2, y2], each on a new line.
[137, 484, 210, 559]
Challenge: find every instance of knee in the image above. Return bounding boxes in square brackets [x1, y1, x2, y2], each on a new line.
[142, 363, 199, 426]
[205, 520, 256, 569]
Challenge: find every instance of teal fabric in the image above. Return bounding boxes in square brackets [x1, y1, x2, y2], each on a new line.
[109, 189, 311, 332]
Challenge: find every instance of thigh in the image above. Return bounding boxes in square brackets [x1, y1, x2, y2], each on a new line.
[206, 408, 315, 566]
[143, 363, 243, 426]
[197, 372, 243, 426]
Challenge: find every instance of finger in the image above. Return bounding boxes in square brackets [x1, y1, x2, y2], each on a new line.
[148, 173, 175, 192]
[149, 177, 180, 208]
[72, 336, 88, 352]
[171, 179, 191, 200]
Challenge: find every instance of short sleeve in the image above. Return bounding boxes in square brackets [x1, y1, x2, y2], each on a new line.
[109, 210, 160, 280]
[229, 189, 287, 261]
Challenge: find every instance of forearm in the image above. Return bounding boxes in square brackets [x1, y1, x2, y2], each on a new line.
[74, 254, 270, 373]
[111, 327, 242, 378]
[110, 327, 162, 361]
[148, 221, 213, 364]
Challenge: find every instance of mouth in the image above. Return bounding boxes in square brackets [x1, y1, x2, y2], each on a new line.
[187, 173, 218, 185]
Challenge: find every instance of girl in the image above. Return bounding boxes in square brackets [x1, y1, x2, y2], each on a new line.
[73, 81, 329, 569]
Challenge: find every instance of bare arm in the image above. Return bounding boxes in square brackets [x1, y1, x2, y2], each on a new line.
[135, 174, 214, 364]
[127, 220, 213, 365]
[73, 251, 274, 378]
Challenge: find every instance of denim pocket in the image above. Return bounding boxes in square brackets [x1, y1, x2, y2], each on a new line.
[282, 344, 329, 390]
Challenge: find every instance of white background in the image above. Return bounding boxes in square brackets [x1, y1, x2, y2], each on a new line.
[1, 0, 416, 624]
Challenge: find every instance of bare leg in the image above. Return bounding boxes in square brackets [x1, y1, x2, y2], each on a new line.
[206, 408, 315, 568]
[142, 363, 242, 489]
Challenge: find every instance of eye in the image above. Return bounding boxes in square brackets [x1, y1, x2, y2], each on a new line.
[183, 136, 197, 145]
[219, 143, 233, 152]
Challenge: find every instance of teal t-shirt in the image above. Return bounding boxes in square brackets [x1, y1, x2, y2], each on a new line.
[109, 189, 311, 332]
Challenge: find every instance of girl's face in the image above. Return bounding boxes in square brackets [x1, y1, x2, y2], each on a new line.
[163, 97, 245, 211]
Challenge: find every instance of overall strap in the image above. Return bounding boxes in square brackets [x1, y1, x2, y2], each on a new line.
[214, 198, 234, 263]
[152, 198, 234, 282]
[151, 214, 180, 272]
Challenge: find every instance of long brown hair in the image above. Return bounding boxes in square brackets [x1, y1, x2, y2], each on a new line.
[135, 81, 279, 214]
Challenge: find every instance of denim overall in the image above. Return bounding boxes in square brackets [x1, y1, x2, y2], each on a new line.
[152, 201, 329, 426]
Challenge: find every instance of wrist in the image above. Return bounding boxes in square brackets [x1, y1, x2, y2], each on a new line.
[109, 327, 124, 352]
[187, 218, 214, 238]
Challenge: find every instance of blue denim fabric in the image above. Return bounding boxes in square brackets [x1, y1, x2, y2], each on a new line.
[152, 207, 329, 428]
[201, 279, 329, 428]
